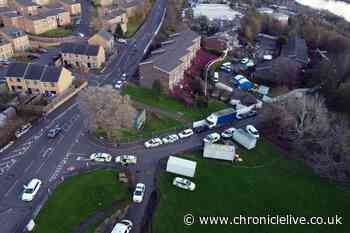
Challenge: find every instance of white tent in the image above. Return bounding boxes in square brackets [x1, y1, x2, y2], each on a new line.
[166, 156, 197, 178]
[203, 143, 235, 162]
[233, 129, 257, 150]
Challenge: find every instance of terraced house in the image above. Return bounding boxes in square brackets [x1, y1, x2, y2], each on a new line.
[101, 9, 128, 33]
[11, 0, 39, 16]
[88, 29, 114, 54]
[0, 27, 30, 51]
[61, 43, 106, 69]
[5, 62, 73, 95]
[0, 36, 14, 59]
[59, 0, 81, 15]
[139, 30, 201, 91]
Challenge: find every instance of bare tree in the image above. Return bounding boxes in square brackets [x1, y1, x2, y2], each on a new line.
[78, 86, 137, 141]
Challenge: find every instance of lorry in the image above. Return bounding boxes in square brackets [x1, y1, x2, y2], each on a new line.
[166, 156, 197, 178]
[205, 108, 236, 129]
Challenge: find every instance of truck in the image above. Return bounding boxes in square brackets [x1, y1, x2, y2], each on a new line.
[205, 108, 236, 129]
[192, 119, 208, 133]
[166, 156, 197, 178]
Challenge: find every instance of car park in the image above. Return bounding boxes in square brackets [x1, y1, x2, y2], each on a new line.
[133, 183, 145, 203]
[144, 137, 163, 148]
[114, 80, 123, 89]
[111, 219, 133, 233]
[162, 134, 179, 144]
[47, 126, 62, 138]
[15, 123, 32, 138]
[90, 153, 112, 162]
[115, 155, 137, 165]
[246, 125, 260, 138]
[21, 179, 42, 202]
[221, 127, 236, 139]
[178, 129, 194, 139]
[203, 132, 221, 144]
[172, 177, 196, 191]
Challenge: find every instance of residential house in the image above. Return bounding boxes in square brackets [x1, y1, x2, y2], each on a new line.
[32, 0, 50, 6]
[119, 0, 144, 17]
[6, 62, 73, 95]
[59, 0, 81, 15]
[0, 36, 14, 59]
[11, 0, 39, 16]
[139, 30, 201, 91]
[0, 27, 30, 51]
[101, 9, 127, 33]
[99, 0, 113, 6]
[2, 12, 23, 28]
[88, 29, 114, 54]
[22, 14, 57, 34]
[0, 0, 8, 8]
[43, 8, 71, 26]
[61, 42, 106, 69]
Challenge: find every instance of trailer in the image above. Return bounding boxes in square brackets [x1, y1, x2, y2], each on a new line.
[166, 156, 197, 178]
[206, 108, 236, 129]
[203, 143, 235, 162]
[232, 129, 257, 150]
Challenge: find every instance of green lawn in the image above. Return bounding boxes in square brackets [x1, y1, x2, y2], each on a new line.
[33, 170, 129, 233]
[125, 16, 144, 37]
[115, 112, 183, 143]
[124, 84, 227, 121]
[154, 139, 350, 233]
[39, 28, 72, 37]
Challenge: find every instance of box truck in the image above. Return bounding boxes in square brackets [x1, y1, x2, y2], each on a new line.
[205, 108, 236, 129]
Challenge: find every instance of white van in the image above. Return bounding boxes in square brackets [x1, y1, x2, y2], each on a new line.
[111, 220, 133, 233]
[212, 72, 219, 82]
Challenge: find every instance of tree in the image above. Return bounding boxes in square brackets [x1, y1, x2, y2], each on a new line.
[78, 85, 137, 141]
[151, 80, 163, 99]
[115, 23, 124, 38]
[270, 57, 300, 88]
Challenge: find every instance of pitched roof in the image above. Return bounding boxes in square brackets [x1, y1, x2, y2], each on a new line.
[60, 0, 79, 5]
[119, 0, 143, 9]
[97, 29, 113, 41]
[61, 42, 101, 56]
[101, 9, 125, 21]
[41, 66, 62, 82]
[281, 36, 308, 65]
[143, 30, 200, 72]
[23, 63, 45, 80]
[6, 62, 28, 77]
[15, 0, 38, 7]
[0, 27, 26, 39]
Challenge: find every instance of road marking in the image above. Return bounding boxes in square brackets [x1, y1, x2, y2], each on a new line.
[4, 179, 18, 197]
[0, 159, 16, 176]
[24, 161, 34, 173]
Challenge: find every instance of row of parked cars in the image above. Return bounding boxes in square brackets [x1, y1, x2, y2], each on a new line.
[203, 125, 260, 144]
[144, 128, 194, 148]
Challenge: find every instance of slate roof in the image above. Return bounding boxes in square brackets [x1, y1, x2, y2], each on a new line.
[15, 0, 38, 7]
[101, 9, 125, 21]
[142, 30, 200, 72]
[119, 0, 143, 8]
[60, 0, 79, 5]
[97, 30, 113, 41]
[61, 43, 101, 56]
[0, 27, 26, 39]
[281, 36, 308, 65]
[6, 62, 63, 82]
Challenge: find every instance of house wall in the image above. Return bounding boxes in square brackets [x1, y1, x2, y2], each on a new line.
[60, 2, 81, 15]
[88, 34, 114, 54]
[62, 47, 106, 69]
[0, 42, 14, 59]
[57, 11, 71, 26]
[139, 61, 170, 90]
[22, 16, 57, 34]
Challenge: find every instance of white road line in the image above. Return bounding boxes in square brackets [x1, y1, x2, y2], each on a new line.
[4, 180, 19, 197]
[24, 161, 34, 173]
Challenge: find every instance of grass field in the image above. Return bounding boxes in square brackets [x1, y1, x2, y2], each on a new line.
[124, 84, 227, 121]
[116, 112, 183, 143]
[40, 28, 72, 37]
[154, 139, 350, 233]
[33, 170, 129, 233]
[125, 16, 143, 37]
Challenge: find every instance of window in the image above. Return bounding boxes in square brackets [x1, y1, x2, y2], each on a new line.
[50, 83, 55, 87]
[17, 78, 21, 82]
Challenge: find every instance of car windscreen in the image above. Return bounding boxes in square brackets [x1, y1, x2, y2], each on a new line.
[24, 188, 34, 194]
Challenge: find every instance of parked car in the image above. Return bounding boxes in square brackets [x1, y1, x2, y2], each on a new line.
[162, 134, 179, 144]
[121, 73, 127, 81]
[221, 127, 236, 139]
[193, 125, 208, 134]
[38, 48, 48, 53]
[118, 38, 127, 44]
[203, 132, 221, 144]
[15, 123, 32, 138]
[90, 153, 112, 162]
[178, 129, 194, 139]
[236, 110, 257, 120]
[246, 125, 260, 138]
[115, 155, 137, 165]
[47, 126, 62, 138]
[114, 80, 123, 89]
[78, 33, 84, 37]
[111, 219, 133, 233]
[172, 177, 195, 191]
[144, 137, 163, 148]
[220, 62, 232, 72]
[133, 183, 145, 203]
[21, 179, 42, 202]
[212, 72, 219, 82]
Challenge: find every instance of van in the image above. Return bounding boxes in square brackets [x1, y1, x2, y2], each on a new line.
[111, 220, 133, 233]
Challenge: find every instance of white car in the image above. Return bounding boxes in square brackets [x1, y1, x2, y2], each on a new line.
[173, 177, 196, 191]
[246, 125, 260, 138]
[121, 73, 127, 81]
[111, 219, 133, 233]
[212, 72, 219, 82]
[21, 179, 42, 202]
[15, 123, 32, 138]
[203, 132, 221, 143]
[178, 129, 194, 139]
[115, 155, 137, 165]
[221, 127, 237, 139]
[162, 134, 179, 144]
[144, 137, 163, 148]
[133, 183, 145, 203]
[78, 33, 84, 37]
[90, 153, 112, 162]
[114, 80, 123, 89]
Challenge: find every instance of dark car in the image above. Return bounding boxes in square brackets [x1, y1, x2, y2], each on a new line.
[237, 110, 257, 120]
[193, 125, 208, 134]
[47, 127, 62, 138]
